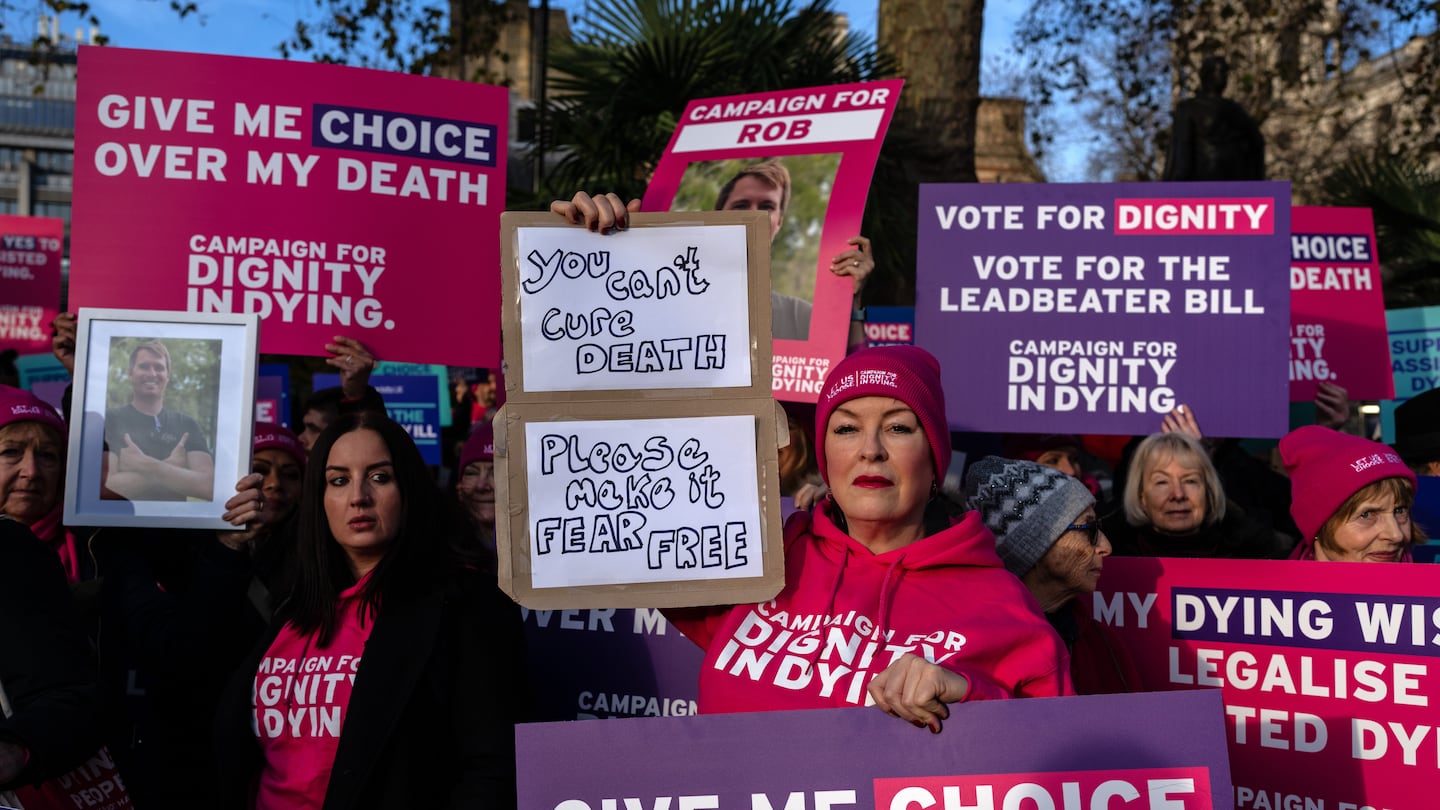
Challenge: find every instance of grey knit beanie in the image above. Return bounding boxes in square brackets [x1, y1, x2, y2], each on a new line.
[963, 456, 1095, 577]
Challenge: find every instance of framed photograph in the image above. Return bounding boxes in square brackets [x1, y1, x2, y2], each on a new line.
[63, 308, 260, 530]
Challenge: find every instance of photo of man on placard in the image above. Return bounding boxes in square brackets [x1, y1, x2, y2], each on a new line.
[102, 337, 218, 502]
[672, 154, 846, 341]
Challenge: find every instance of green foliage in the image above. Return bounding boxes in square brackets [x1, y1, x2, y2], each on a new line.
[540, 0, 893, 201]
[105, 337, 223, 439]
[1320, 155, 1440, 308]
[671, 154, 839, 300]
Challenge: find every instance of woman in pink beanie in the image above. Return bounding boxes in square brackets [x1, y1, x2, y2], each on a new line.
[667, 346, 1072, 732]
[0, 385, 81, 581]
[1280, 425, 1424, 562]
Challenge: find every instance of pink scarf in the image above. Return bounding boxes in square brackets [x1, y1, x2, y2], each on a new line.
[25, 504, 82, 583]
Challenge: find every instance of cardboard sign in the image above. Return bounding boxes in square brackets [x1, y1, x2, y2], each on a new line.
[513, 225, 754, 391]
[497, 212, 784, 609]
[915, 182, 1292, 437]
[524, 414, 763, 588]
[1095, 556, 1437, 810]
[69, 46, 507, 367]
[1289, 207, 1392, 401]
[643, 80, 904, 404]
[0, 215, 64, 359]
[517, 692, 1234, 810]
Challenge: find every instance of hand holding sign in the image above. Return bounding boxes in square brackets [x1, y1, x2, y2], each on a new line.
[551, 191, 642, 234]
[867, 652, 971, 734]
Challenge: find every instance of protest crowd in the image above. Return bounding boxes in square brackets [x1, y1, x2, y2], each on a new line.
[0, 52, 1433, 810]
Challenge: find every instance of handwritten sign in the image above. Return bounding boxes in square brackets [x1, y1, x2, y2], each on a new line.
[515, 225, 753, 391]
[1096, 556, 1436, 810]
[916, 182, 1292, 437]
[1289, 207, 1392, 401]
[644, 80, 904, 404]
[69, 46, 507, 367]
[517, 692, 1234, 810]
[0, 215, 64, 360]
[524, 415, 762, 588]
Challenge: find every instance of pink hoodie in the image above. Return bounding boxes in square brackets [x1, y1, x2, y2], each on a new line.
[251, 575, 375, 810]
[669, 503, 1074, 713]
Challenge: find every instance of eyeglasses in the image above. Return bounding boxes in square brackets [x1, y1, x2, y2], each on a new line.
[1064, 522, 1102, 546]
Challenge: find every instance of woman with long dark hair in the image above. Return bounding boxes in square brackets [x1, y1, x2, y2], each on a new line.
[215, 412, 526, 810]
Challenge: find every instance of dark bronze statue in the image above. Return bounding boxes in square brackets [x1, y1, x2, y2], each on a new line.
[1162, 57, 1266, 181]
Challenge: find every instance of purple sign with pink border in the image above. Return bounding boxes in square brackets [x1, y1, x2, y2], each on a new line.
[644, 81, 903, 404]
[70, 46, 507, 368]
[1288, 206, 1392, 402]
[916, 182, 1291, 438]
[517, 691, 1232, 810]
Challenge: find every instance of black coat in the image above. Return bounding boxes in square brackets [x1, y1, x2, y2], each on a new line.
[94, 529, 268, 809]
[0, 517, 102, 789]
[215, 566, 528, 810]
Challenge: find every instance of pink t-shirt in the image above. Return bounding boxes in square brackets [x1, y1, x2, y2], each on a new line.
[251, 575, 375, 810]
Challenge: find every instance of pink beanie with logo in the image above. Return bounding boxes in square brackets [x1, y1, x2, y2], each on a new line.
[253, 422, 304, 466]
[1280, 425, 1416, 541]
[0, 385, 65, 437]
[814, 346, 950, 486]
[460, 420, 495, 471]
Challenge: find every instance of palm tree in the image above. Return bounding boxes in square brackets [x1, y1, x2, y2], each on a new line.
[1320, 156, 1440, 309]
[538, 0, 894, 201]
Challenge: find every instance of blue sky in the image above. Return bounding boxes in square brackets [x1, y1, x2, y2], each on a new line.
[74, 1, 1027, 65]
[63, 0, 1073, 175]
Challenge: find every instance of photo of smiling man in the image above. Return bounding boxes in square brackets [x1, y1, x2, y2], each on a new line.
[102, 338, 216, 502]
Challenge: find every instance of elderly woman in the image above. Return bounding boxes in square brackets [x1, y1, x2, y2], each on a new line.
[216, 412, 526, 809]
[0, 385, 81, 581]
[965, 457, 1141, 694]
[1280, 425, 1424, 562]
[455, 421, 498, 570]
[1103, 431, 1288, 559]
[668, 347, 1072, 732]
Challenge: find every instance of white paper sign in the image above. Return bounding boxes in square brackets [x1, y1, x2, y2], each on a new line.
[524, 415, 763, 588]
[515, 225, 753, 391]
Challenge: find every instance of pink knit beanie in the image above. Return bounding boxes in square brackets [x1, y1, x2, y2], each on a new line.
[252, 422, 304, 467]
[1280, 425, 1416, 541]
[459, 420, 495, 471]
[0, 385, 65, 438]
[814, 346, 950, 486]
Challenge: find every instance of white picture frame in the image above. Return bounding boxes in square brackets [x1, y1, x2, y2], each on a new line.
[63, 308, 259, 530]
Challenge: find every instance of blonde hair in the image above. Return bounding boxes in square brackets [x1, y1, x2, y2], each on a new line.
[1122, 432, 1226, 527]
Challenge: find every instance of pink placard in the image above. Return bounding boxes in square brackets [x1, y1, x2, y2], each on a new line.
[1289, 206, 1392, 401]
[0, 215, 64, 357]
[642, 80, 903, 403]
[70, 46, 507, 367]
[1095, 556, 1434, 810]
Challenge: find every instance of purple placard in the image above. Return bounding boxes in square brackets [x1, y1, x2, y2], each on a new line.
[517, 691, 1233, 810]
[522, 607, 703, 721]
[256, 363, 289, 427]
[916, 182, 1291, 437]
